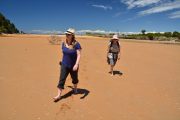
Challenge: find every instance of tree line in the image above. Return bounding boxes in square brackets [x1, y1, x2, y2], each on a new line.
[86, 30, 180, 42]
[0, 12, 19, 34]
[123, 30, 180, 41]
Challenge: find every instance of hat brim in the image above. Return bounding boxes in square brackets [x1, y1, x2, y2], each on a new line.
[65, 31, 74, 35]
[112, 38, 119, 40]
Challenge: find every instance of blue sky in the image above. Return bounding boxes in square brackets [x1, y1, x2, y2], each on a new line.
[0, 0, 180, 33]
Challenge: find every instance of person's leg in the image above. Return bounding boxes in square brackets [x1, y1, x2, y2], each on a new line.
[73, 84, 78, 94]
[109, 56, 114, 74]
[111, 53, 118, 76]
[109, 54, 115, 75]
[111, 65, 114, 75]
[54, 65, 69, 100]
[70, 69, 79, 94]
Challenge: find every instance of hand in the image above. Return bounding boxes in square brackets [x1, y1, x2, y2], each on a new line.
[118, 54, 120, 60]
[73, 64, 78, 71]
[59, 61, 62, 65]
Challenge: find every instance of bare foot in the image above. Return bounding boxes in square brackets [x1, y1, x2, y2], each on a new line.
[109, 71, 114, 76]
[53, 95, 61, 102]
[109, 71, 113, 74]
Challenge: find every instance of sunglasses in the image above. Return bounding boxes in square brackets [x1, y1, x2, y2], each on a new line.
[66, 34, 72, 36]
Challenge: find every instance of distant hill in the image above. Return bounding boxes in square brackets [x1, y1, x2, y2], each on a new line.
[0, 12, 19, 34]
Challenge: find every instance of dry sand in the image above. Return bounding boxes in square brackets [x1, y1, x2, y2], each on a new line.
[0, 34, 180, 120]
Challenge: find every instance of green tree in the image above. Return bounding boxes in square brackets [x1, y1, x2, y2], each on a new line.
[164, 32, 172, 38]
[147, 33, 154, 40]
[141, 29, 146, 35]
[0, 12, 19, 34]
[172, 31, 179, 38]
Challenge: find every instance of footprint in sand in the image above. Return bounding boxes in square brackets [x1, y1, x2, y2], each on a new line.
[60, 103, 71, 111]
[56, 103, 71, 116]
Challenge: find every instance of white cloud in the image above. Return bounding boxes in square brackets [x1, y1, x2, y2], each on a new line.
[77, 29, 141, 35]
[121, 0, 161, 9]
[77, 29, 107, 33]
[139, 1, 180, 16]
[76, 30, 167, 35]
[31, 30, 63, 34]
[169, 10, 180, 19]
[92, 4, 112, 10]
[114, 12, 122, 17]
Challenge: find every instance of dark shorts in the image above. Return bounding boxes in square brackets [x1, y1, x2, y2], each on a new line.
[57, 64, 79, 89]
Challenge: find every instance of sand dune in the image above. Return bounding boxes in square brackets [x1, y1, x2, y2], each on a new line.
[0, 34, 180, 120]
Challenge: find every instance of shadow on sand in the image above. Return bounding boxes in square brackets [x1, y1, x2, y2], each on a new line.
[54, 86, 90, 103]
[113, 70, 123, 76]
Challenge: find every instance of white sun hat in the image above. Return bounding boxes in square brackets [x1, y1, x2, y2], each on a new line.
[65, 28, 75, 35]
[112, 34, 119, 40]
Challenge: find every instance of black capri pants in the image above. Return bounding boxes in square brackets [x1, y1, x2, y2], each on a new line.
[57, 64, 79, 89]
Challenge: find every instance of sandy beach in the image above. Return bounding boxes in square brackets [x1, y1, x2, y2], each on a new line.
[0, 34, 180, 120]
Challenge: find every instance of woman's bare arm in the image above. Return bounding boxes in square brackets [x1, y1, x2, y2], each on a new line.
[73, 49, 81, 71]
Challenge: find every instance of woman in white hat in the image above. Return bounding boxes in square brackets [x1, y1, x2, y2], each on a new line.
[53, 28, 82, 102]
[107, 34, 121, 76]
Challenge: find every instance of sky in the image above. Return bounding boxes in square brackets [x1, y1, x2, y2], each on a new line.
[0, 0, 180, 33]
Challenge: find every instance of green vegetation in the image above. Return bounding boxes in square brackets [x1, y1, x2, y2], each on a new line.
[0, 12, 19, 34]
[141, 29, 146, 35]
[85, 30, 180, 42]
[124, 30, 180, 42]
